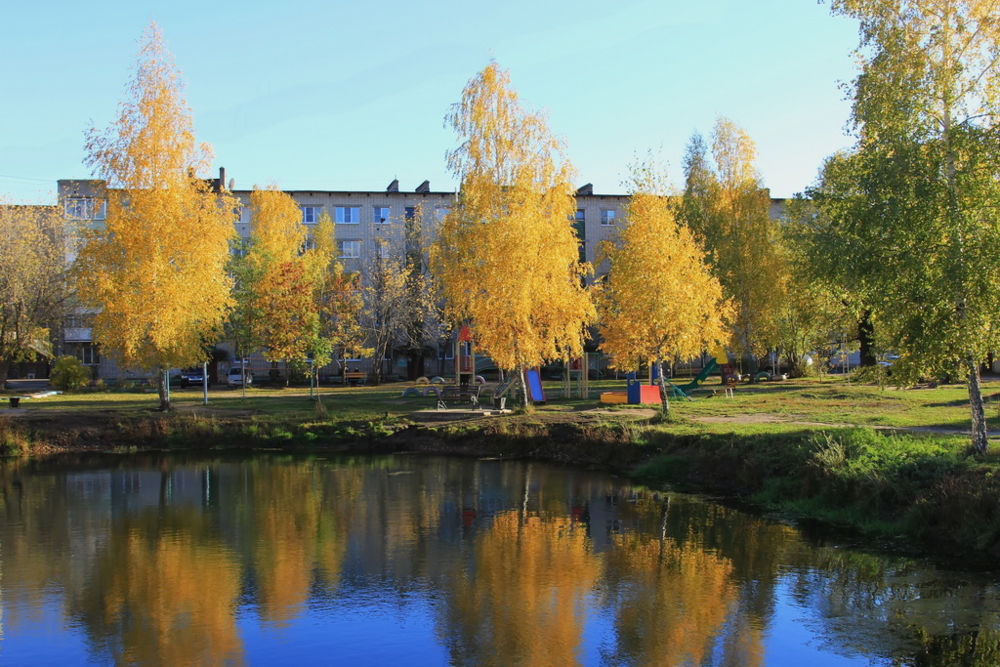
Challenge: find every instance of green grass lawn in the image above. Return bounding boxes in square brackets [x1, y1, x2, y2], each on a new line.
[12, 373, 995, 441]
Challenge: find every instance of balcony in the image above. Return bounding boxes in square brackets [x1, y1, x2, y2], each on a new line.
[64, 328, 93, 343]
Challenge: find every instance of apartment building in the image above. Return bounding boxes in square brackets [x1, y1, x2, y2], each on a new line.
[53, 172, 632, 381]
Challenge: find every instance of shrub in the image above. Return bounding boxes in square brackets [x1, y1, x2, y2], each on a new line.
[50, 356, 91, 391]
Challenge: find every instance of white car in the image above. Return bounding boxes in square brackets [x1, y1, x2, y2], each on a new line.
[227, 367, 252, 386]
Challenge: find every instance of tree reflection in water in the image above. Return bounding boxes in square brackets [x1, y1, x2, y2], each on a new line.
[2, 454, 1000, 665]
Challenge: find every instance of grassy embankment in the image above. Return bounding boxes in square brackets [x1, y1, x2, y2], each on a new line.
[4, 374, 1000, 554]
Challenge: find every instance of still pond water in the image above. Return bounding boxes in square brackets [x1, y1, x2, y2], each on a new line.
[2, 453, 1000, 666]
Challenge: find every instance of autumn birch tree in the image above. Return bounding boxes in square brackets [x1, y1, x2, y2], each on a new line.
[431, 63, 595, 406]
[243, 186, 316, 385]
[75, 24, 236, 410]
[597, 162, 730, 416]
[361, 243, 410, 385]
[679, 120, 786, 378]
[307, 212, 369, 381]
[0, 204, 71, 384]
[823, 0, 1000, 453]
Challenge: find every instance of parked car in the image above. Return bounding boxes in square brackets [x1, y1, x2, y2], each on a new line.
[227, 366, 252, 387]
[180, 367, 207, 388]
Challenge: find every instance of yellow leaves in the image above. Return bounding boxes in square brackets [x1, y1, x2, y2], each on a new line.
[0, 204, 68, 370]
[75, 24, 236, 377]
[249, 186, 306, 263]
[434, 62, 595, 371]
[681, 119, 786, 356]
[599, 163, 730, 370]
[86, 24, 210, 191]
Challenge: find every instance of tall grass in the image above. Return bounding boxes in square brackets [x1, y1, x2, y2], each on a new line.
[0, 417, 32, 456]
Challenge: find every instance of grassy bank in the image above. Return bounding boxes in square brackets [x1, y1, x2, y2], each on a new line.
[3, 375, 1000, 554]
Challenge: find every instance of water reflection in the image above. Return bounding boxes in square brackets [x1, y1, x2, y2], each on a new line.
[1, 454, 999, 665]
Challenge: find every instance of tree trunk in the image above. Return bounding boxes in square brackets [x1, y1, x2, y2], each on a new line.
[743, 353, 759, 382]
[0, 358, 10, 387]
[157, 369, 171, 411]
[968, 359, 988, 454]
[518, 365, 529, 409]
[655, 357, 670, 418]
[858, 310, 877, 367]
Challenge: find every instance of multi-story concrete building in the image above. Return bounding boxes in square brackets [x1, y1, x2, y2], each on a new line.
[52, 170, 784, 383]
[54, 171, 632, 382]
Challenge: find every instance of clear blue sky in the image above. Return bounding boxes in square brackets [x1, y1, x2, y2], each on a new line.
[1, 0, 860, 203]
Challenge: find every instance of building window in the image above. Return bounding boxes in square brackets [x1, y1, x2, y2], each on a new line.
[404, 207, 416, 221]
[571, 209, 586, 240]
[301, 206, 321, 224]
[600, 210, 617, 226]
[71, 342, 100, 365]
[338, 240, 361, 258]
[239, 206, 252, 224]
[373, 206, 390, 224]
[336, 206, 360, 224]
[375, 240, 391, 259]
[64, 198, 106, 220]
[435, 207, 450, 221]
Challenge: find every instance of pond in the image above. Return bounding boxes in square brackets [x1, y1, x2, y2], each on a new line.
[1, 453, 999, 665]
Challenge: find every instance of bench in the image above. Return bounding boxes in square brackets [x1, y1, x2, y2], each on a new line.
[432, 384, 482, 410]
[344, 372, 367, 386]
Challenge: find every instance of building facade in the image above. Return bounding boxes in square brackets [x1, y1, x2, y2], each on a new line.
[52, 170, 783, 382]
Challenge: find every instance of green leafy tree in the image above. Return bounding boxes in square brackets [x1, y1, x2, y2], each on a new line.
[431, 62, 595, 406]
[597, 161, 730, 415]
[225, 236, 263, 394]
[75, 24, 236, 410]
[777, 194, 855, 376]
[822, 0, 1000, 452]
[49, 356, 91, 391]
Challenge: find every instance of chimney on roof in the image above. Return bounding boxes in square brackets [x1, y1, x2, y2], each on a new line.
[387, 179, 399, 192]
[415, 180, 430, 193]
[576, 183, 593, 196]
[219, 167, 227, 191]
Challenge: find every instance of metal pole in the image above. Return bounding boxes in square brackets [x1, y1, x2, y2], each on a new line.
[202, 361, 209, 405]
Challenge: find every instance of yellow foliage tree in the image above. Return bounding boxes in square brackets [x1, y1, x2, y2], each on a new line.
[0, 204, 69, 384]
[598, 162, 730, 415]
[307, 212, 369, 383]
[244, 186, 316, 381]
[432, 63, 595, 405]
[680, 119, 786, 378]
[75, 24, 235, 409]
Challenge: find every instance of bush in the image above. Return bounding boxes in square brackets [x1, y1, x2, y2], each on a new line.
[50, 356, 91, 391]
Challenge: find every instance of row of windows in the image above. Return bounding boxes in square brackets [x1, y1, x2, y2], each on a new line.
[72, 199, 618, 227]
[571, 209, 617, 225]
[298, 205, 445, 225]
[231, 237, 393, 260]
[336, 240, 395, 259]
